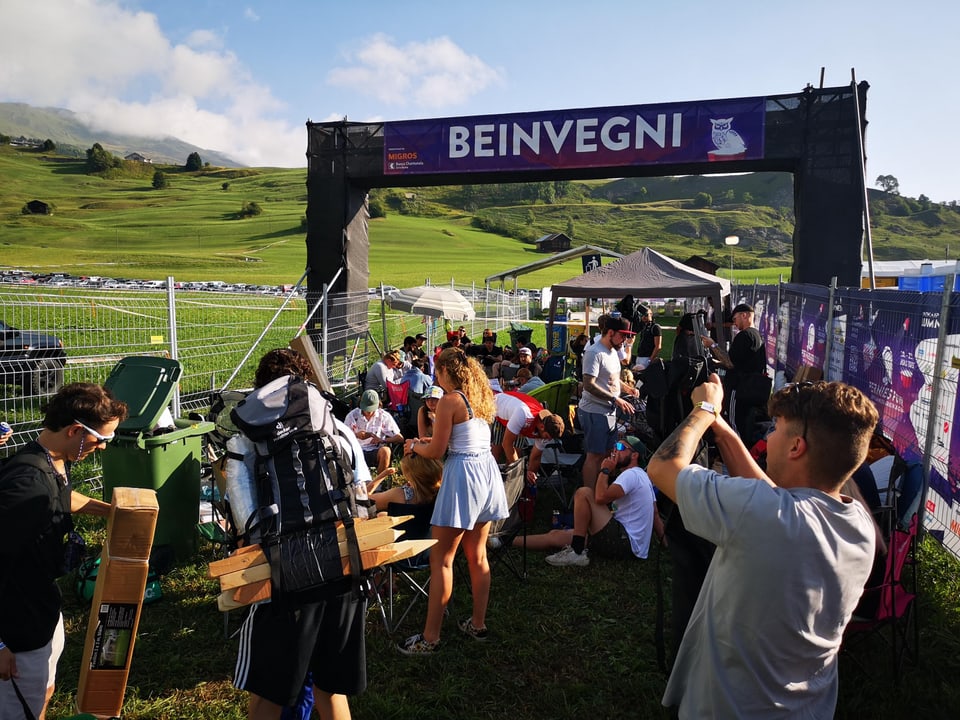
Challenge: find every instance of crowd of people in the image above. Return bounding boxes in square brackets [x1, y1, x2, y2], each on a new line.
[0, 300, 891, 719]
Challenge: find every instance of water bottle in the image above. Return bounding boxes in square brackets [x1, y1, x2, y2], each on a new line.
[224, 434, 260, 540]
[551, 510, 560, 530]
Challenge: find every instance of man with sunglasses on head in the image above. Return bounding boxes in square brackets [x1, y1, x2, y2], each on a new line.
[647, 376, 878, 719]
[539, 437, 663, 567]
[0, 383, 127, 719]
[577, 316, 641, 490]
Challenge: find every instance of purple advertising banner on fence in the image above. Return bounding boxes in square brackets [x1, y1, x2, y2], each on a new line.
[383, 97, 766, 175]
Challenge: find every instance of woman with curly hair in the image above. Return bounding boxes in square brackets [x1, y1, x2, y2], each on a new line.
[397, 347, 507, 655]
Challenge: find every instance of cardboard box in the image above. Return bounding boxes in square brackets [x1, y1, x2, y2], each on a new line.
[104, 487, 160, 561]
[77, 488, 158, 718]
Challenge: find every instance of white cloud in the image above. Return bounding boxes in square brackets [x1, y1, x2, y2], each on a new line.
[244, 7, 260, 22]
[0, 0, 303, 166]
[327, 34, 502, 108]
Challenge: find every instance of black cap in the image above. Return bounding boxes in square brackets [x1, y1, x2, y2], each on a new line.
[732, 303, 754, 315]
[638, 304, 651, 316]
[606, 316, 635, 336]
[415, 333, 427, 340]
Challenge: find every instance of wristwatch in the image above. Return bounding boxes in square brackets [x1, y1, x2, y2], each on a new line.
[599, 467, 612, 476]
[694, 401, 719, 419]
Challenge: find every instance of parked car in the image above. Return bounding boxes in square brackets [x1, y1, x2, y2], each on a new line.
[0, 320, 67, 395]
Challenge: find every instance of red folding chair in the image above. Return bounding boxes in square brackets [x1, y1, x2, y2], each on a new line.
[843, 513, 919, 682]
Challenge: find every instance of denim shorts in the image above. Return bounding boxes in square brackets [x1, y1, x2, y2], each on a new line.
[578, 409, 617, 454]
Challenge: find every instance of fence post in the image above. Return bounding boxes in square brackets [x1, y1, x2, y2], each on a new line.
[919, 274, 955, 534]
[824, 277, 838, 381]
[166, 276, 180, 417]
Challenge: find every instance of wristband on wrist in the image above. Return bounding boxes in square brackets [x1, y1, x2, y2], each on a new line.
[600, 467, 612, 476]
[694, 401, 719, 419]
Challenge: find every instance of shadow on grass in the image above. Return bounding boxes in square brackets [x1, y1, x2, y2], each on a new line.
[47, 499, 960, 719]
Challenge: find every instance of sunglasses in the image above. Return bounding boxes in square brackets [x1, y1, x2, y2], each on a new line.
[75, 419, 115, 444]
[782, 382, 815, 440]
[614, 441, 628, 452]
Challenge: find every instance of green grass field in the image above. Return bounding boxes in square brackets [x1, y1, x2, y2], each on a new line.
[0, 146, 791, 288]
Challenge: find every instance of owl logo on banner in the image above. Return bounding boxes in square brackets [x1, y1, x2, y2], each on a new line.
[582, 254, 601, 273]
[708, 118, 747, 161]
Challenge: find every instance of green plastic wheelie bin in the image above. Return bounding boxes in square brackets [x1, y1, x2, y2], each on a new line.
[101, 356, 214, 561]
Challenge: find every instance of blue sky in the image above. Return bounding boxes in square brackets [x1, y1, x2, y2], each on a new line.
[2, 0, 957, 202]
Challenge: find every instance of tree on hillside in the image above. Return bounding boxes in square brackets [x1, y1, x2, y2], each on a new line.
[185, 152, 203, 171]
[152, 170, 168, 189]
[566, 216, 575, 238]
[237, 201, 262, 218]
[875, 174, 900, 195]
[693, 192, 713, 208]
[42, 139, 56, 152]
[86, 143, 119, 172]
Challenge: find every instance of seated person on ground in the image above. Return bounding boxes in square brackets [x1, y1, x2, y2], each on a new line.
[467, 329, 503, 379]
[368, 453, 443, 512]
[493, 346, 519, 386]
[516, 346, 542, 378]
[524, 437, 663, 567]
[417, 385, 444, 439]
[491, 391, 565, 482]
[516, 367, 545, 394]
[365, 350, 402, 393]
[345, 390, 404, 474]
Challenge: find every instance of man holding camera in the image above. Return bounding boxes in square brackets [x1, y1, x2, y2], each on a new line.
[647, 376, 877, 719]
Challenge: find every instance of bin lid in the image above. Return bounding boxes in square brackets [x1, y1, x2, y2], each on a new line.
[104, 356, 183, 433]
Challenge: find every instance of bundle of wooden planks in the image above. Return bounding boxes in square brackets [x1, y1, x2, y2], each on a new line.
[207, 514, 435, 611]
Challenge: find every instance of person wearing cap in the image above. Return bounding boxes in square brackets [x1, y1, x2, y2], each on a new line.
[578, 315, 640, 489]
[467, 330, 502, 379]
[632, 305, 662, 372]
[364, 350, 402, 394]
[516, 346, 541, 378]
[519, 437, 663, 567]
[344, 390, 404, 474]
[702, 303, 767, 442]
[417, 385, 444, 439]
[491, 391, 565, 478]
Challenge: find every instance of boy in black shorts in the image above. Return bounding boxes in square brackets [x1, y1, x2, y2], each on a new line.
[231, 349, 369, 720]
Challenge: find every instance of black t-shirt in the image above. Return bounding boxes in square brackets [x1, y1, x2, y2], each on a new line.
[636, 322, 662, 357]
[0, 442, 73, 652]
[729, 327, 766, 376]
[467, 343, 502, 367]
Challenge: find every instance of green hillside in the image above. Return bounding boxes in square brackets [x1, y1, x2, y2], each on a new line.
[2, 142, 957, 287]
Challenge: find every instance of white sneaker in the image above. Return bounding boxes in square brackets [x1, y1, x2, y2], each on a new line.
[545, 545, 589, 567]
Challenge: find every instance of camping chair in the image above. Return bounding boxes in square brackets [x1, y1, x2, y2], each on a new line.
[368, 501, 435, 634]
[385, 380, 411, 426]
[402, 390, 425, 439]
[538, 354, 566, 384]
[487, 457, 529, 580]
[535, 440, 583, 508]
[843, 513, 919, 683]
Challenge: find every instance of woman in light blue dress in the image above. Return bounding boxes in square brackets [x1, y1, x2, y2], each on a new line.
[398, 347, 507, 654]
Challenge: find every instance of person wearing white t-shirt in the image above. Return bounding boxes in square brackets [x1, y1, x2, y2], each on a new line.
[521, 437, 663, 566]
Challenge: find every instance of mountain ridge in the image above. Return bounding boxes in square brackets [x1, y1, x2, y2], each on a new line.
[0, 102, 243, 168]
